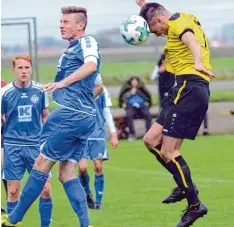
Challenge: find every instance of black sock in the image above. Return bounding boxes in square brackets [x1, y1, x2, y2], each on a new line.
[166, 155, 200, 207]
[2, 179, 7, 195]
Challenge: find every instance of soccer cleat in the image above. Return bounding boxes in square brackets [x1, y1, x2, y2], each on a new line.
[1, 215, 22, 227]
[87, 194, 95, 209]
[94, 203, 102, 210]
[202, 131, 210, 136]
[162, 184, 199, 204]
[176, 202, 208, 227]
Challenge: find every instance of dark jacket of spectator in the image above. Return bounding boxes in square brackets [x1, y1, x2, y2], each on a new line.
[118, 77, 152, 108]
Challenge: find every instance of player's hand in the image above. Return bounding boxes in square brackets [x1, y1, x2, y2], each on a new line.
[135, 0, 146, 8]
[41, 82, 65, 94]
[110, 132, 118, 149]
[194, 64, 215, 79]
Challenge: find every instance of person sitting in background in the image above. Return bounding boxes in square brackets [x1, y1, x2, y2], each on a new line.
[119, 76, 152, 140]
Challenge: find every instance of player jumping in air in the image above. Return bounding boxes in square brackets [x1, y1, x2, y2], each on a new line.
[136, 1, 215, 226]
[2, 6, 103, 227]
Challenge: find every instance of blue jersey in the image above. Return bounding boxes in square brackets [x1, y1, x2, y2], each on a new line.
[89, 87, 112, 139]
[1, 81, 49, 145]
[127, 92, 146, 107]
[53, 35, 101, 116]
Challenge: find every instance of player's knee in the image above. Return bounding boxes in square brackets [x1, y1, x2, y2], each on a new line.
[143, 133, 158, 149]
[8, 186, 20, 200]
[94, 164, 103, 175]
[41, 181, 51, 199]
[58, 172, 65, 184]
[79, 166, 87, 176]
[58, 171, 71, 184]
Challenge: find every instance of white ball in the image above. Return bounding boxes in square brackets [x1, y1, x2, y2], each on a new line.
[120, 15, 150, 45]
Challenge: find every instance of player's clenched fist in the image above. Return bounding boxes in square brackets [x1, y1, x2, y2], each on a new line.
[135, 0, 146, 7]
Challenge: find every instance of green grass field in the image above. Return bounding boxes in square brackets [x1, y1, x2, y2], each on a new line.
[2, 134, 234, 227]
[2, 57, 234, 85]
[109, 89, 234, 108]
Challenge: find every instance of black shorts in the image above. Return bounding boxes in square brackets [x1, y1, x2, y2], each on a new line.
[156, 75, 210, 140]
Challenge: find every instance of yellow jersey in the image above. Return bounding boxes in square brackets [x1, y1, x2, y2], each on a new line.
[164, 12, 211, 81]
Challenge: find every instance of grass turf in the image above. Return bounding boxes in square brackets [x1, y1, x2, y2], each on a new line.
[1, 57, 234, 85]
[1, 134, 234, 226]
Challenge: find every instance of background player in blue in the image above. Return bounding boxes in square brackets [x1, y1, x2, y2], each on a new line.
[2, 6, 103, 227]
[1, 55, 52, 227]
[78, 86, 118, 210]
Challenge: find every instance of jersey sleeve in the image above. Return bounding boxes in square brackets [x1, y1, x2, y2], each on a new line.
[80, 36, 100, 63]
[42, 92, 49, 109]
[170, 15, 194, 40]
[103, 87, 112, 108]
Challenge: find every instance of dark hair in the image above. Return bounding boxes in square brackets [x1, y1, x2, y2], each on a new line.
[61, 6, 87, 15]
[139, 3, 166, 25]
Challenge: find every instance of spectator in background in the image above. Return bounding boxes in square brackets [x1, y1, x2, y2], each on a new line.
[119, 76, 152, 140]
[151, 54, 175, 108]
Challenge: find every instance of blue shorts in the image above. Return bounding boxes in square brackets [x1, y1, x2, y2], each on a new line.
[3, 144, 39, 180]
[82, 139, 109, 161]
[40, 107, 95, 163]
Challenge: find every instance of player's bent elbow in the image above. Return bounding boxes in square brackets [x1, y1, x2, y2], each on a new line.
[87, 61, 97, 73]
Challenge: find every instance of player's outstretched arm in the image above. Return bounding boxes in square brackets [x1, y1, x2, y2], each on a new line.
[181, 32, 215, 79]
[41, 61, 97, 93]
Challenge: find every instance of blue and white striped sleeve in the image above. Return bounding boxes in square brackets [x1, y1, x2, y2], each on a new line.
[80, 36, 99, 64]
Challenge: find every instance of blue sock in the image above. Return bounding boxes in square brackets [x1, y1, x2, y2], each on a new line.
[95, 174, 104, 205]
[7, 201, 18, 214]
[79, 173, 91, 196]
[63, 178, 90, 227]
[39, 197, 52, 227]
[9, 169, 49, 224]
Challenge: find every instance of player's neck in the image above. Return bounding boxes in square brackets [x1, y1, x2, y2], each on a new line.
[69, 31, 85, 42]
[14, 80, 31, 89]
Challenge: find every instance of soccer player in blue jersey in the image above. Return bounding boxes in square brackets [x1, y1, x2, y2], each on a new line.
[1, 55, 52, 227]
[79, 86, 118, 210]
[2, 6, 103, 227]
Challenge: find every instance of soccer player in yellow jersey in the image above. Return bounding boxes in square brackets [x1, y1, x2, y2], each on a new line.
[135, 1, 215, 227]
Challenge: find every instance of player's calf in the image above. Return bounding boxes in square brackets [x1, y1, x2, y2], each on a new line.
[78, 160, 94, 209]
[94, 160, 104, 208]
[40, 179, 52, 227]
[7, 181, 20, 214]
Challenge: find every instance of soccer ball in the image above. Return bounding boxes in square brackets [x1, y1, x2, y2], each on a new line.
[120, 15, 150, 45]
